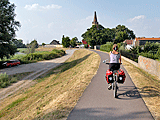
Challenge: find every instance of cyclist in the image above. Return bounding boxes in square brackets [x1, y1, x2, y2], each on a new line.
[108, 44, 121, 90]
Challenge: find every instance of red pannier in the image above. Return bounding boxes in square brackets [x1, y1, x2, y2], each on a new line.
[106, 70, 113, 83]
[117, 69, 126, 84]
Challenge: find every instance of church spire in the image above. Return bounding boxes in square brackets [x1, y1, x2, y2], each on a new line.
[92, 11, 98, 25]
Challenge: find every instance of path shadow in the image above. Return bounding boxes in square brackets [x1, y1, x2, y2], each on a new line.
[117, 86, 141, 100]
[139, 86, 159, 97]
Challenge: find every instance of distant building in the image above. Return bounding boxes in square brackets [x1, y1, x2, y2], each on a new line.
[134, 37, 160, 46]
[50, 40, 60, 45]
[124, 37, 160, 47]
[123, 40, 134, 50]
[123, 39, 133, 45]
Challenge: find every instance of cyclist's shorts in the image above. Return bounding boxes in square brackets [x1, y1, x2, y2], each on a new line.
[109, 63, 120, 71]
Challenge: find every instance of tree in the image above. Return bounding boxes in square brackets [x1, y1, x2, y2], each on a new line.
[70, 37, 78, 47]
[81, 24, 136, 48]
[0, 0, 21, 59]
[42, 43, 46, 46]
[29, 39, 39, 48]
[62, 35, 70, 48]
[81, 24, 110, 48]
[12, 39, 26, 48]
[114, 25, 135, 43]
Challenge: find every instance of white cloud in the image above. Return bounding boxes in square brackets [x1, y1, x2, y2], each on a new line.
[24, 4, 62, 11]
[128, 15, 145, 22]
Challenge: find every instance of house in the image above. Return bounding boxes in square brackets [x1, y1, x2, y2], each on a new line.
[134, 37, 160, 46]
[123, 39, 133, 45]
[123, 39, 134, 50]
[50, 40, 60, 45]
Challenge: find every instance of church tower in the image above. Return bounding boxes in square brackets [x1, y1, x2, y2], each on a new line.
[92, 11, 99, 25]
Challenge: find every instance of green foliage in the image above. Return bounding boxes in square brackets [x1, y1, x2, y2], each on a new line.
[21, 49, 65, 63]
[62, 35, 70, 48]
[100, 42, 113, 52]
[0, 73, 17, 88]
[25, 40, 39, 54]
[139, 52, 159, 60]
[84, 44, 88, 48]
[124, 42, 160, 60]
[70, 37, 78, 47]
[143, 42, 159, 53]
[81, 24, 136, 48]
[17, 48, 28, 53]
[0, 43, 17, 59]
[12, 39, 26, 48]
[114, 25, 135, 43]
[42, 43, 46, 46]
[29, 40, 39, 48]
[0, 0, 21, 59]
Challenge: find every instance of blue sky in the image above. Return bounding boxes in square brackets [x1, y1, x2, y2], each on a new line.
[10, 0, 160, 44]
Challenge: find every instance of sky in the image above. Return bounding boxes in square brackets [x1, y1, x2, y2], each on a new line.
[9, 0, 160, 44]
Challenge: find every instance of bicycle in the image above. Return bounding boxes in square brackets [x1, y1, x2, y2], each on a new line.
[103, 60, 123, 98]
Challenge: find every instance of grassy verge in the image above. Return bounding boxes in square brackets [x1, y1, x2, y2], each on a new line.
[0, 72, 33, 88]
[122, 59, 160, 120]
[0, 49, 100, 120]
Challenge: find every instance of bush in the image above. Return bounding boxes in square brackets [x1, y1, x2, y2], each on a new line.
[10, 77, 18, 83]
[21, 49, 65, 62]
[100, 42, 113, 52]
[139, 52, 160, 60]
[0, 73, 19, 88]
[0, 73, 9, 88]
[119, 50, 139, 63]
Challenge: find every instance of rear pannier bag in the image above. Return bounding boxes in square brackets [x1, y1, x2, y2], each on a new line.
[106, 70, 113, 83]
[117, 69, 126, 83]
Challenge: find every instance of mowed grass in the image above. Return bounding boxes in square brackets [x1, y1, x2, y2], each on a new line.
[0, 49, 100, 120]
[122, 59, 160, 120]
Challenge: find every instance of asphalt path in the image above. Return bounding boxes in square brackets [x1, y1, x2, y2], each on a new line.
[67, 50, 153, 120]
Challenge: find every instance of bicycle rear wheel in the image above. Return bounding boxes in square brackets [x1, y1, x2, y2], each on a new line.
[114, 76, 118, 98]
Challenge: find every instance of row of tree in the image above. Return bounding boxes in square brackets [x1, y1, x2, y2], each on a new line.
[62, 35, 81, 48]
[81, 24, 136, 48]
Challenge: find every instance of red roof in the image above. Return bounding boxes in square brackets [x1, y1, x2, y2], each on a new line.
[82, 40, 87, 44]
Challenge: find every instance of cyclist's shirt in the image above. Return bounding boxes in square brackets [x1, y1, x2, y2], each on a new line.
[110, 52, 120, 63]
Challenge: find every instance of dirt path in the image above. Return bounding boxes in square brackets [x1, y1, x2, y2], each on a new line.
[0, 49, 77, 101]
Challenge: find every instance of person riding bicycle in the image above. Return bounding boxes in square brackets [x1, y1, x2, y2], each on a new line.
[108, 44, 121, 90]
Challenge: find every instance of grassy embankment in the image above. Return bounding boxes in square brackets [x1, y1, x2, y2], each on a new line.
[122, 59, 160, 120]
[0, 49, 100, 120]
[0, 48, 65, 88]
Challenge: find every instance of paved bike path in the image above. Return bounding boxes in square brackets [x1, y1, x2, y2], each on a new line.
[67, 50, 153, 120]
